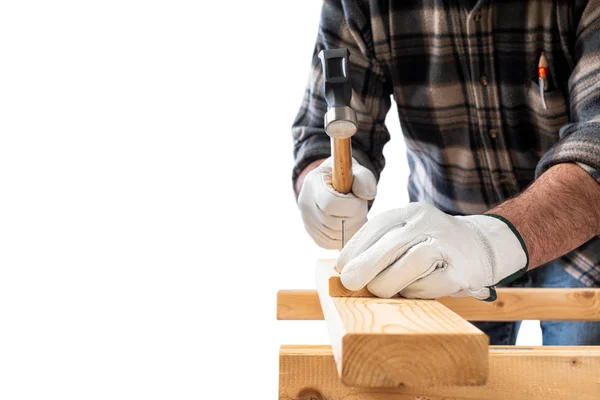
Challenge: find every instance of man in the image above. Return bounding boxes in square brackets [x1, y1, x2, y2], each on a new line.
[292, 0, 600, 345]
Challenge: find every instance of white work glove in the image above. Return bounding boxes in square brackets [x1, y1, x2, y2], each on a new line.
[298, 157, 377, 250]
[336, 202, 529, 300]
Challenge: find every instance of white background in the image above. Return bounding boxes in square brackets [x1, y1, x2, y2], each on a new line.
[0, 1, 540, 399]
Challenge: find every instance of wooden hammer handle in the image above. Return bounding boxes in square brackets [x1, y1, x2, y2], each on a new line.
[332, 138, 353, 194]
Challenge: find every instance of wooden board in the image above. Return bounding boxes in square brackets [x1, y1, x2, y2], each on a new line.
[279, 288, 600, 321]
[278, 288, 600, 321]
[325, 257, 600, 321]
[279, 345, 600, 400]
[315, 260, 489, 388]
[277, 271, 600, 322]
[276, 290, 323, 320]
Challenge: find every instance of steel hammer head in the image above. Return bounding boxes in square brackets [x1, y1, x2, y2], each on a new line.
[318, 48, 358, 140]
[324, 106, 357, 139]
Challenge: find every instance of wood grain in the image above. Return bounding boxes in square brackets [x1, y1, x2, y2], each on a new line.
[278, 287, 600, 321]
[276, 290, 323, 320]
[438, 290, 600, 321]
[279, 345, 600, 400]
[320, 257, 600, 320]
[315, 260, 489, 388]
[331, 137, 352, 193]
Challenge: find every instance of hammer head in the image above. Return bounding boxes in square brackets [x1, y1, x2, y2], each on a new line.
[318, 48, 358, 140]
[324, 106, 357, 139]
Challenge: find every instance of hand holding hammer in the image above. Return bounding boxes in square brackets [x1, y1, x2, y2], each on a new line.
[297, 48, 377, 250]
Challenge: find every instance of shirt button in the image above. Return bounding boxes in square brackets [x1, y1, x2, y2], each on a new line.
[481, 74, 489, 86]
[489, 128, 497, 138]
[474, 12, 482, 22]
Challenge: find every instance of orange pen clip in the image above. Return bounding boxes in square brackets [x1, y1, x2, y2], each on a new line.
[538, 53, 549, 110]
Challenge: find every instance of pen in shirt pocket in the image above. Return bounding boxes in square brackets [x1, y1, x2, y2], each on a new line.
[538, 53, 549, 110]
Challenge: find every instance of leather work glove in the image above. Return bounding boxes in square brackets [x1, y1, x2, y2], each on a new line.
[335, 202, 529, 300]
[298, 157, 377, 250]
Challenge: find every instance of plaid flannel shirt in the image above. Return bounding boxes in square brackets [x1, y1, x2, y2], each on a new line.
[292, 0, 600, 286]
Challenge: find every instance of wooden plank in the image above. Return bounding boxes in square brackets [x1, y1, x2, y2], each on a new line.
[315, 260, 489, 388]
[438, 290, 600, 321]
[279, 345, 600, 400]
[276, 290, 323, 320]
[325, 257, 600, 321]
[277, 259, 600, 321]
[278, 288, 600, 321]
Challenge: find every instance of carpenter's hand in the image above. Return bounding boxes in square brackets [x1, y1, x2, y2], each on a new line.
[335, 202, 529, 300]
[298, 157, 376, 250]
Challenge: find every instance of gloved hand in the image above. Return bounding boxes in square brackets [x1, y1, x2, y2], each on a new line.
[298, 157, 377, 250]
[335, 202, 529, 300]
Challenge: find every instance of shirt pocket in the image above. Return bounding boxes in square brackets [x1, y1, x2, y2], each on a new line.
[526, 79, 569, 145]
[527, 79, 568, 112]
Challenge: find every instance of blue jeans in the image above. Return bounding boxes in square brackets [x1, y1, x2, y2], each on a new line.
[472, 261, 600, 345]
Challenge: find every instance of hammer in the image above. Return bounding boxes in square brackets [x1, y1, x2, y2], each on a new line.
[318, 48, 357, 247]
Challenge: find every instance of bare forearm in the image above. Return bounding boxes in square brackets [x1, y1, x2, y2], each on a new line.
[488, 163, 600, 268]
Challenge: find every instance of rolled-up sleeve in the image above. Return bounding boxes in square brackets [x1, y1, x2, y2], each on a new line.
[536, 0, 600, 183]
[291, 0, 393, 188]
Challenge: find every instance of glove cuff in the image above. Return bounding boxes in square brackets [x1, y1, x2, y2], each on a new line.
[484, 213, 530, 284]
[459, 214, 529, 301]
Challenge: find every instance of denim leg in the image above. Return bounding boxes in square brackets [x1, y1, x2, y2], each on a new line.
[532, 261, 600, 345]
[470, 320, 522, 345]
